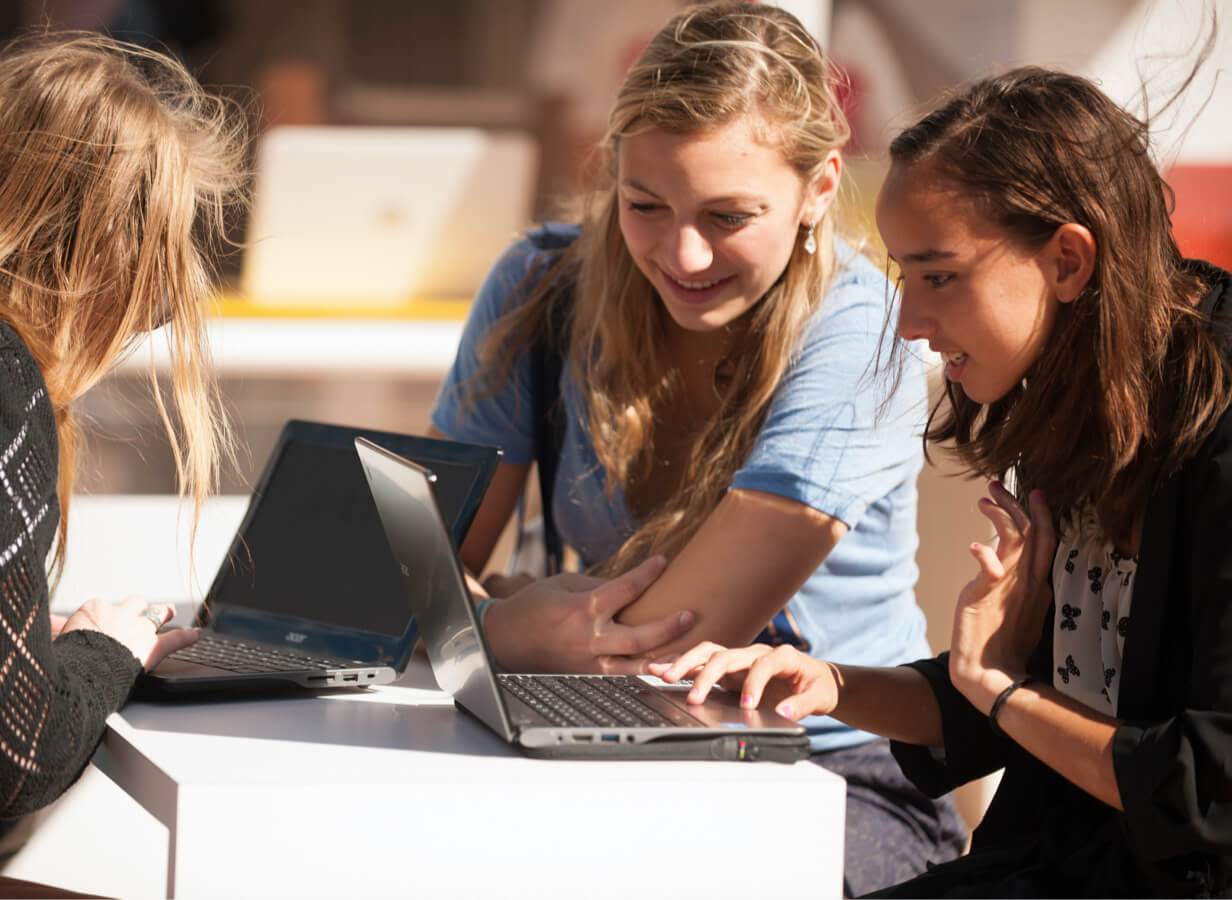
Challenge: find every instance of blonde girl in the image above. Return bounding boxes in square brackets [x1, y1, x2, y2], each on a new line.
[0, 33, 244, 816]
[431, 3, 964, 892]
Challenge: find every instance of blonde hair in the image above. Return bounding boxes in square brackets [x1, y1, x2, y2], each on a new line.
[0, 33, 247, 575]
[478, 1, 851, 573]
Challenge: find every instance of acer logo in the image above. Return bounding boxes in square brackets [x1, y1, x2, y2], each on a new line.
[284, 632, 308, 644]
[400, 563, 410, 577]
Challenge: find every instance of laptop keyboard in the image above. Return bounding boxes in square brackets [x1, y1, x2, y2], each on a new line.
[170, 632, 355, 674]
[499, 674, 700, 729]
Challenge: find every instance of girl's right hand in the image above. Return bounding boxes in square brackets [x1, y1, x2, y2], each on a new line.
[481, 556, 695, 674]
[59, 596, 199, 671]
[648, 642, 840, 721]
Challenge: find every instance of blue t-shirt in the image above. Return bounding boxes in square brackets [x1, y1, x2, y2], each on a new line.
[432, 224, 931, 751]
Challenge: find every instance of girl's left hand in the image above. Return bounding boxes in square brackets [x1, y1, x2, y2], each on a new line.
[949, 482, 1056, 714]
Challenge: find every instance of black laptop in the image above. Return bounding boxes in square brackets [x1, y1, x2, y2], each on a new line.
[356, 437, 811, 762]
[142, 420, 500, 695]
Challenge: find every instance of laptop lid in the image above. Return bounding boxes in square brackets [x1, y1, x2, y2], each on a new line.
[241, 126, 536, 305]
[200, 421, 500, 670]
[355, 437, 515, 741]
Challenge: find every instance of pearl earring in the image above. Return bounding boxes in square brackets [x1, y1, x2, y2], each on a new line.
[803, 223, 817, 255]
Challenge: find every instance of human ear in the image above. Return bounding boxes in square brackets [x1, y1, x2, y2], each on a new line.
[1050, 223, 1096, 303]
[802, 149, 842, 226]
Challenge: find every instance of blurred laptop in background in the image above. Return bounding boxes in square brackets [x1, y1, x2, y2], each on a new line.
[241, 126, 536, 306]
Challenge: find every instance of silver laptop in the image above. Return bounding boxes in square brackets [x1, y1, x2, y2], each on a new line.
[241, 126, 536, 305]
[355, 437, 811, 762]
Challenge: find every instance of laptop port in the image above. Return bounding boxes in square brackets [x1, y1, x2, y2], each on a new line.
[601, 734, 619, 742]
[342, 673, 358, 682]
[575, 734, 594, 743]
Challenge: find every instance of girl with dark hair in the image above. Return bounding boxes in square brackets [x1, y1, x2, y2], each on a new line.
[654, 65, 1232, 897]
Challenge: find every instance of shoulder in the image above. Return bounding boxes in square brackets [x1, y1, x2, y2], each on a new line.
[0, 320, 51, 414]
[496, 222, 581, 281]
[475, 222, 581, 315]
[796, 238, 895, 347]
[0, 319, 56, 438]
[827, 238, 891, 301]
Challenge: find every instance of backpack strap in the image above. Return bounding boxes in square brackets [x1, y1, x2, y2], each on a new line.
[530, 285, 570, 576]
[523, 225, 579, 576]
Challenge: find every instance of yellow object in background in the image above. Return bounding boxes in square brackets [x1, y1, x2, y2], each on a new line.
[212, 294, 472, 321]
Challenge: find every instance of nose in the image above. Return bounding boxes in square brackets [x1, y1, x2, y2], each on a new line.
[669, 224, 713, 274]
[895, 288, 935, 342]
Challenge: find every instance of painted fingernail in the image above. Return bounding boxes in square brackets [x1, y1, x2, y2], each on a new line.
[776, 703, 794, 718]
[678, 611, 695, 627]
[740, 694, 755, 708]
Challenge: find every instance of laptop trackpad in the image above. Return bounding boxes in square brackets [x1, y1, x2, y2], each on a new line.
[652, 683, 798, 730]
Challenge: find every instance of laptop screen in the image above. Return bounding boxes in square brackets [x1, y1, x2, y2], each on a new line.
[212, 439, 417, 637]
[202, 421, 499, 665]
[356, 438, 514, 740]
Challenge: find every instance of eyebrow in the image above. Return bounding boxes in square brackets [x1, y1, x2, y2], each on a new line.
[620, 179, 766, 207]
[891, 249, 958, 264]
[621, 180, 663, 199]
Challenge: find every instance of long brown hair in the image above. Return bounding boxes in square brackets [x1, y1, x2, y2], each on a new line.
[889, 66, 1231, 546]
[473, 1, 851, 573]
[0, 33, 247, 574]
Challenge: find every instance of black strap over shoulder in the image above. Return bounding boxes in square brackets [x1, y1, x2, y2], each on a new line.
[524, 226, 579, 576]
[530, 284, 570, 576]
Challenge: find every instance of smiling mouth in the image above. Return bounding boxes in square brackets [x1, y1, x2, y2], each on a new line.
[661, 269, 733, 291]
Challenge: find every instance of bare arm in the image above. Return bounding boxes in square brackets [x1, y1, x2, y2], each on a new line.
[427, 425, 529, 577]
[977, 677, 1121, 809]
[828, 663, 943, 747]
[616, 488, 846, 656]
[948, 483, 1121, 809]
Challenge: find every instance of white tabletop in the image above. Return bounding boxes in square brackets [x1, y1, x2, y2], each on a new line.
[31, 494, 847, 898]
[14, 659, 847, 898]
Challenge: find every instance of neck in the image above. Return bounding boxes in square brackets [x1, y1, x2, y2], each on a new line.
[663, 319, 738, 372]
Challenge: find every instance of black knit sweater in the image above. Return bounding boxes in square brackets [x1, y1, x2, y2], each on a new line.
[0, 321, 140, 819]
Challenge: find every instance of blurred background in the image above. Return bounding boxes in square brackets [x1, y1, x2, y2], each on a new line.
[1, 2, 1227, 856]
[3, 0, 1228, 626]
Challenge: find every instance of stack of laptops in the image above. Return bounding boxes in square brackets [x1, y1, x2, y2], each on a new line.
[356, 437, 811, 763]
[143, 420, 500, 695]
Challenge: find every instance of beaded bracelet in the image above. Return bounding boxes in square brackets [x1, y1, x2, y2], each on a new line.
[988, 675, 1034, 738]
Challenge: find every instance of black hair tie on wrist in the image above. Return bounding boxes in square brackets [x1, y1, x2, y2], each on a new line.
[988, 675, 1035, 738]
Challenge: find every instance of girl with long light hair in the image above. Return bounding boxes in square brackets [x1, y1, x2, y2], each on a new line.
[0, 33, 244, 817]
[431, 3, 964, 891]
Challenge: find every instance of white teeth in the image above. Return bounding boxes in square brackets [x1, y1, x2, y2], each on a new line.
[669, 274, 722, 290]
[943, 352, 967, 365]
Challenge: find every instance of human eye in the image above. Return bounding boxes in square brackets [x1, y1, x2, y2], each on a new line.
[712, 211, 754, 230]
[922, 272, 955, 288]
[626, 200, 663, 215]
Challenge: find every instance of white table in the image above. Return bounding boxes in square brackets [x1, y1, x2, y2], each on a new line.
[16, 659, 846, 898]
[31, 496, 847, 897]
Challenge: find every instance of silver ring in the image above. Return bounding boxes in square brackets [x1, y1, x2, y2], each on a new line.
[141, 606, 166, 630]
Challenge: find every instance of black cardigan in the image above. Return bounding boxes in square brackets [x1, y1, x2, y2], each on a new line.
[884, 262, 1232, 898]
[0, 322, 141, 819]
